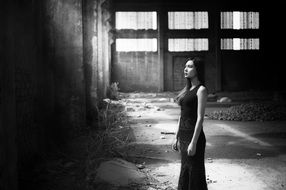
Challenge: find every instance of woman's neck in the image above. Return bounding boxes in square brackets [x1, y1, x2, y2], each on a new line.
[190, 77, 200, 88]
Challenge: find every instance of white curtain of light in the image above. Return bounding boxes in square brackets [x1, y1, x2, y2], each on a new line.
[115, 12, 157, 30]
[221, 38, 260, 50]
[221, 11, 259, 29]
[168, 11, 209, 29]
[116, 38, 157, 52]
[168, 38, 209, 51]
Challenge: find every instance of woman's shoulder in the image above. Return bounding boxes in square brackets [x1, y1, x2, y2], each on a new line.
[197, 85, 208, 96]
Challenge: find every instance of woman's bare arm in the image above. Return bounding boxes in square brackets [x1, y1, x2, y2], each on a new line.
[187, 86, 207, 155]
[175, 116, 181, 140]
[172, 115, 181, 151]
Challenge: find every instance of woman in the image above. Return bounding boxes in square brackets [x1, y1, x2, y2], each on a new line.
[173, 57, 208, 190]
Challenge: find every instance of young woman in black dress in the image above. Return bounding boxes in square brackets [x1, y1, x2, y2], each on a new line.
[173, 57, 208, 190]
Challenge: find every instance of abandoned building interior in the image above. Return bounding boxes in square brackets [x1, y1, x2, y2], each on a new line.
[1, 0, 286, 189]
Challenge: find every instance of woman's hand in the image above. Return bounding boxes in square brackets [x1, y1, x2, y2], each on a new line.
[172, 139, 179, 151]
[187, 142, 197, 156]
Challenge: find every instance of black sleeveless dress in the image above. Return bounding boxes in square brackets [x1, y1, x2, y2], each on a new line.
[177, 85, 208, 190]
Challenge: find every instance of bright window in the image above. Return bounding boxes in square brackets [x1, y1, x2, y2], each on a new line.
[221, 12, 259, 29]
[116, 38, 157, 52]
[221, 38, 260, 50]
[168, 12, 209, 29]
[168, 38, 209, 52]
[115, 12, 157, 30]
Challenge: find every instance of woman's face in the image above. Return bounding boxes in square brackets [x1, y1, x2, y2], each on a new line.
[184, 60, 197, 78]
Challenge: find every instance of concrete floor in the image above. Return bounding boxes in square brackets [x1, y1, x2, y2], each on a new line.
[119, 92, 286, 190]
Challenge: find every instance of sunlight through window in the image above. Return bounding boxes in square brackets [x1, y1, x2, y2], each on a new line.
[221, 11, 259, 29]
[116, 38, 157, 52]
[221, 38, 260, 50]
[115, 12, 157, 30]
[168, 38, 209, 52]
[168, 12, 209, 29]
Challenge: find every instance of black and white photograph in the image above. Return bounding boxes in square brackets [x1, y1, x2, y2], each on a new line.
[1, 0, 286, 190]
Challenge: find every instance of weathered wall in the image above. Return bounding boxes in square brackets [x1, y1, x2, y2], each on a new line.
[113, 52, 160, 92]
[221, 52, 261, 91]
[113, 1, 218, 93]
[261, 3, 286, 91]
[12, 1, 50, 169]
[83, 0, 97, 121]
[44, 0, 86, 135]
[83, 0, 113, 119]
[1, 1, 17, 189]
[1, 0, 115, 189]
[112, 0, 286, 93]
[1, 0, 89, 189]
[1, 1, 47, 189]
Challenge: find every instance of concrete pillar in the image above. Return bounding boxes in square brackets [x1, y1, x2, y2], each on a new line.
[0, 1, 17, 189]
[45, 0, 86, 133]
[158, 8, 167, 92]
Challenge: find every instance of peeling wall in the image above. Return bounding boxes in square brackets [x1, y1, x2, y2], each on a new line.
[113, 52, 160, 92]
[1, 1, 17, 188]
[1, 0, 89, 189]
[1, 1, 115, 188]
[45, 0, 86, 134]
[83, 0, 113, 121]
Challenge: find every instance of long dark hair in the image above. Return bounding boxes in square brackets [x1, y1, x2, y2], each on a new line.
[174, 57, 205, 106]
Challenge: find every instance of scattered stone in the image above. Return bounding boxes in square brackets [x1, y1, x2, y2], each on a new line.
[144, 103, 151, 109]
[207, 158, 213, 163]
[161, 131, 175, 135]
[156, 174, 166, 177]
[126, 107, 135, 112]
[103, 98, 111, 103]
[136, 164, 145, 169]
[208, 102, 286, 121]
[165, 186, 175, 190]
[160, 136, 166, 139]
[217, 97, 232, 103]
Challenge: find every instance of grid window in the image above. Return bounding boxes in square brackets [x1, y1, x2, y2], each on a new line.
[168, 12, 209, 29]
[221, 38, 259, 50]
[221, 12, 259, 29]
[168, 38, 209, 52]
[116, 38, 157, 52]
[115, 12, 157, 30]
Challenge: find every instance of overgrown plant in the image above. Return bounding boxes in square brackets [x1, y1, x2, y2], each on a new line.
[85, 98, 131, 186]
[107, 82, 120, 100]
